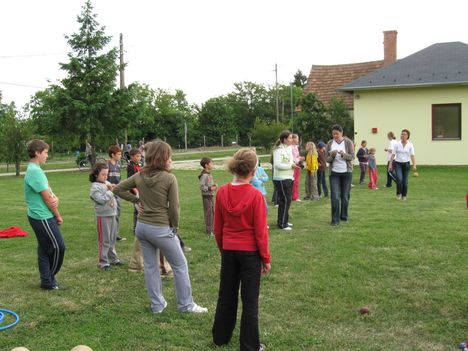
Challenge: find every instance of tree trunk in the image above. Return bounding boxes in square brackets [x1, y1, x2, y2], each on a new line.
[15, 160, 21, 177]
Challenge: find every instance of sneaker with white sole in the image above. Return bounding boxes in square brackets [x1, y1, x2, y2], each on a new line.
[287, 223, 293, 227]
[282, 226, 292, 231]
[185, 303, 208, 313]
[153, 300, 167, 314]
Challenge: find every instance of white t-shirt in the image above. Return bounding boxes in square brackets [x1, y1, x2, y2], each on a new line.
[331, 140, 347, 173]
[387, 139, 398, 161]
[393, 141, 415, 163]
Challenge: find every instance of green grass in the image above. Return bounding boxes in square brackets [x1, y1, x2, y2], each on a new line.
[0, 166, 467, 350]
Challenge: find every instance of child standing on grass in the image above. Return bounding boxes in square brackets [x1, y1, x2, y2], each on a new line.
[127, 149, 144, 272]
[89, 163, 122, 270]
[250, 160, 269, 214]
[356, 140, 369, 185]
[107, 144, 126, 241]
[291, 134, 304, 201]
[199, 157, 217, 236]
[367, 147, 378, 190]
[212, 148, 270, 351]
[304, 141, 319, 200]
[24, 139, 66, 290]
[317, 141, 329, 198]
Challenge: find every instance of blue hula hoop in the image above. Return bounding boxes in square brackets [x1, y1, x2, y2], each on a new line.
[0, 309, 20, 331]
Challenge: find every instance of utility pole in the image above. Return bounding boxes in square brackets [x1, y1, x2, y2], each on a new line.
[290, 83, 294, 132]
[184, 121, 188, 151]
[275, 63, 279, 123]
[120, 33, 128, 145]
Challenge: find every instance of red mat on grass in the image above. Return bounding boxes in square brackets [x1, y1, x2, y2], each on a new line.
[0, 226, 28, 238]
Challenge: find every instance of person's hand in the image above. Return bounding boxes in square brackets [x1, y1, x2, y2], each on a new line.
[388, 164, 393, 171]
[56, 215, 63, 225]
[211, 184, 218, 191]
[50, 195, 59, 209]
[338, 150, 345, 156]
[106, 183, 114, 191]
[412, 165, 417, 171]
[136, 202, 144, 215]
[261, 263, 271, 275]
[298, 156, 305, 161]
[331, 150, 338, 158]
[292, 163, 301, 169]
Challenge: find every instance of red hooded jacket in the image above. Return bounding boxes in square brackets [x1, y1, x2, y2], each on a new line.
[214, 183, 270, 264]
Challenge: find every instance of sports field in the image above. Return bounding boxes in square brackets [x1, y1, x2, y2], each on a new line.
[0, 166, 467, 350]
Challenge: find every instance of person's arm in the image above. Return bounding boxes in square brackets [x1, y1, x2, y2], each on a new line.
[199, 173, 210, 193]
[113, 176, 139, 203]
[167, 176, 180, 229]
[260, 168, 269, 183]
[340, 139, 355, 161]
[90, 184, 114, 205]
[411, 155, 417, 171]
[252, 193, 271, 273]
[273, 148, 296, 170]
[325, 142, 336, 163]
[41, 190, 63, 225]
[213, 191, 224, 252]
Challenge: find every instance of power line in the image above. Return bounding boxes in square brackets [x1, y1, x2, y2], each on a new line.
[0, 52, 66, 59]
[0, 81, 46, 89]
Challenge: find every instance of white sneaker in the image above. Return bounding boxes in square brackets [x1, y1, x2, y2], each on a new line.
[402, 196, 407, 201]
[396, 194, 402, 200]
[153, 300, 167, 314]
[185, 303, 208, 313]
[294, 199, 302, 202]
[287, 223, 293, 227]
[282, 227, 292, 231]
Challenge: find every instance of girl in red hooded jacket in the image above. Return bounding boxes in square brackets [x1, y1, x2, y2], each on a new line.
[212, 148, 271, 351]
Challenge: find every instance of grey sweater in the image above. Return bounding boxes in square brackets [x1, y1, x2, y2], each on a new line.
[325, 137, 355, 173]
[199, 171, 214, 196]
[90, 182, 117, 217]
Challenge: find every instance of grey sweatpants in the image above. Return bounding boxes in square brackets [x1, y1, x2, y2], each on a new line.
[136, 221, 195, 313]
[305, 171, 319, 200]
[96, 216, 120, 268]
[202, 195, 214, 234]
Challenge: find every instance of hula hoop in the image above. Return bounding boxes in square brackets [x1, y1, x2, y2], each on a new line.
[0, 309, 20, 331]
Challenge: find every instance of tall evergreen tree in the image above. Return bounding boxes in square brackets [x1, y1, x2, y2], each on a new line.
[30, 0, 119, 161]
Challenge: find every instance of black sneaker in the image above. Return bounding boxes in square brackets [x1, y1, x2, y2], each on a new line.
[116, 236, 127, 241]
[112, 261, 125, 266]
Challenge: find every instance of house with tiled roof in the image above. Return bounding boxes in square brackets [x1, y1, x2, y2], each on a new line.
[303, 31, 398, 111]
[338, 41, 468, 165]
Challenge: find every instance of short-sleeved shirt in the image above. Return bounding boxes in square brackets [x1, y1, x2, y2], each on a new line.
[24, 162, 54, 220]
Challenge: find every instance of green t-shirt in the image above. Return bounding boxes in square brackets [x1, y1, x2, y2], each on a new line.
[24, 162, 54, 220]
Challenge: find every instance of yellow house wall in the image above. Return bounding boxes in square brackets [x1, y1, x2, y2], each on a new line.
[353, 86, 468, 165]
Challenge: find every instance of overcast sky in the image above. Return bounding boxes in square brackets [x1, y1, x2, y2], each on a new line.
[1, 0, 467, 108]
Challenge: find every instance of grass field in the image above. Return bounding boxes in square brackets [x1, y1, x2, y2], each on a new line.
[0, 166, 467, 351]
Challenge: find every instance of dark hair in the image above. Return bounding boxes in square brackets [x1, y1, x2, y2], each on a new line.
[387, 131, 395, 139]
[142, 140, 172, 175]
[401, 129, 411, 139]
[361, 140, 367, 146]
[129, 148, 141, 157]
[27, 139, 49, 159]
[108, 144, 122, 157]
[200, 157, 212, 168]
[279, 130, 292, 144]
[332, 124, 343, 133]
[89, 162, 108, 182]
[226, 148, 257, 177]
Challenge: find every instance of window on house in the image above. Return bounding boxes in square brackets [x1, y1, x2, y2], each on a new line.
[432, 103, 461, 140]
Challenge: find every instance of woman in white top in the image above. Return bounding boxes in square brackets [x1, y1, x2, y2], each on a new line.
[388, 129, 417, 200]
[384, 131, 398, 188]
[272, 130, 300, 230]
[325, 125, 355, 226]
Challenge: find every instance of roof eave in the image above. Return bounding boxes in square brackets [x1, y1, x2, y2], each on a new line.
[337, 81, 468, 92]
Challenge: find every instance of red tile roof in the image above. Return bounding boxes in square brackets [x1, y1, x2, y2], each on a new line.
[304, 60, 385, 109]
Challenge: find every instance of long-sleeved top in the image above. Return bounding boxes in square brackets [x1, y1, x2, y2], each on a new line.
[90, 182, 117, 217]
[250, 166, 269, 195]
[214, 183, 270, 264]
[127, 160, 141, 195]
[318, 149, 327, 171]
[107, 161, 121, 184]
[272, 144, 294, 180]
[325, 137, 355, 173]
[305, 153, 318, 172]
[368, 154, 377, 169]
[356, 147, 369, 163]
[113, 170, 179, 228]
[199, 170, 215, 196]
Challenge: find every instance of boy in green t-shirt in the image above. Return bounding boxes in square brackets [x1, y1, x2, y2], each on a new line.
[24, 139, 66, 290]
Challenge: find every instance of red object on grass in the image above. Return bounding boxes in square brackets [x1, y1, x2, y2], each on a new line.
[0, 226, 28, 238]
[466, 192, 468, 209]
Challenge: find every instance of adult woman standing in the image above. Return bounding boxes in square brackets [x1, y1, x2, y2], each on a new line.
[272, 131, 300, 230]
[114, 140, 207, 314]
[384, 131, 398, 188]
[388, 129, 416, 200]
[326, 125, 355, 226]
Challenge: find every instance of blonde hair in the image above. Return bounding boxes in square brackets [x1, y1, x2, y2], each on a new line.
[369, 147, 376, 154]
[142, 140, 172, 175]
[226, 148, 258, 177]
[306, 141, 318, 156]
[292, 134, 299, 140]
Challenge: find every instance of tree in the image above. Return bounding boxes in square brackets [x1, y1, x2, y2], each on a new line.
[293, 69, 308, 88]
[198, 96, 237, 146]
[327, 97, 354, 139]
[0, 104, 33, 176]
[251, 119, 288, 151]
[293, 93, 329, 143]
[29, 0, 119, 163]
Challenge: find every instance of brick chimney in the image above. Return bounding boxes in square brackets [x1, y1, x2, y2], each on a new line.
[383, 30, 397, 65]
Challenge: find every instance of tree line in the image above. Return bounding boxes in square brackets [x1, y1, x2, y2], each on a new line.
[0, 0, 353, 175]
